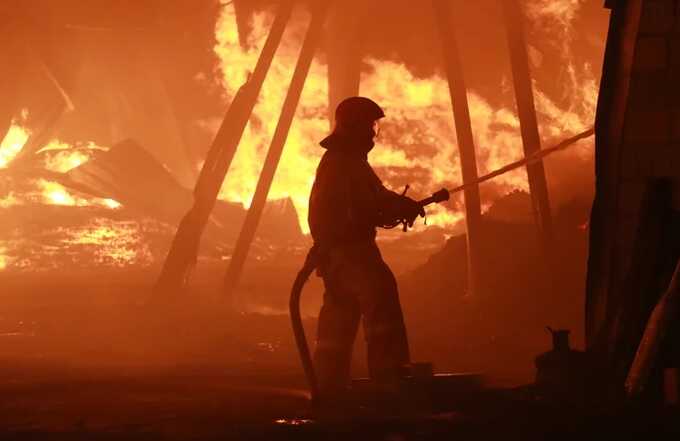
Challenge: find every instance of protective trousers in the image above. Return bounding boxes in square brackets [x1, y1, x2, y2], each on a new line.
[313, 241, 410, 395]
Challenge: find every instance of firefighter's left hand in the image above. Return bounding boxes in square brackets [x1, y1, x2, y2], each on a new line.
[400, 196, 425, 228]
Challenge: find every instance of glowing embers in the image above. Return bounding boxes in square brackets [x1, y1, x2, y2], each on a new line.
[0, 215, 169, 271]
[61, 218, 154, 267]
[274, 418, 314, 426]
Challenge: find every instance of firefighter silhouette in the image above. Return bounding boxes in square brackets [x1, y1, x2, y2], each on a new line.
[308, 96, 424, 396]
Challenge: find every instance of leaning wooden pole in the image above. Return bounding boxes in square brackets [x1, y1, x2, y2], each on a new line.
[432, 0, 483, 296]
[223, 2, 332, 304]
[326, 0, 366, 126]
[153, 0, 293, 299]
[502, 0, 554, 243]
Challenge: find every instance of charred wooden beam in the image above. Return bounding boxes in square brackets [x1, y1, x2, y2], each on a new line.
[326, 0, 367, 126]
[153, 0, 294, 300]
[432, 0, 483, 296]
[233, 0, 254, 48]
[223, 1, 332, 304]
[501, 0, 554, 244]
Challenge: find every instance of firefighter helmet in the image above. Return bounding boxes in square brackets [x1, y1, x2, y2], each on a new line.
[334, 96, 385, 128]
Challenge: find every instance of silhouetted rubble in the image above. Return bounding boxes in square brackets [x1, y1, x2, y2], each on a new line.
[399, 191, 590, 383]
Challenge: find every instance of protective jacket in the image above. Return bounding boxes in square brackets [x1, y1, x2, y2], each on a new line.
[308, 132, 407, 250]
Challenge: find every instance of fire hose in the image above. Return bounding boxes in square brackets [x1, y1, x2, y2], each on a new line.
[289, 189, 450, 403]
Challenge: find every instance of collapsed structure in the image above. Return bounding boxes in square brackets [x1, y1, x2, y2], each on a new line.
[0, 1, 598, 331]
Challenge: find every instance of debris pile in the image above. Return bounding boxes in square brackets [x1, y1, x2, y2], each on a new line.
[399, 191, 591, 383]
[0, 139, 303, 271]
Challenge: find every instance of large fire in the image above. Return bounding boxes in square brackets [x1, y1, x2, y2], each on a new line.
[213, 2, 597, 233]
[0, 1, 600, 271]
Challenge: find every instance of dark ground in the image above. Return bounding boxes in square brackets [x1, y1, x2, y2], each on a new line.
[0, 192, 670, 439]
[1, 269, 679, 440]
[1, 360, 679, 440]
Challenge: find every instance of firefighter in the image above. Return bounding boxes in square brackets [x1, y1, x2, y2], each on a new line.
[308, 96, 424, 397]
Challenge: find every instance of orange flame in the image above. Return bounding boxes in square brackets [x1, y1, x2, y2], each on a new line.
[0, 246, 9, 270]
[37, 179, 121, 209]
[0, 120, 30, 168]
[0, 193, 20, 208]
[40, 139, 110, 174]
[212, 4, 597, 234]
[215, 5, 326, 225]
[1, 115, 122, 211]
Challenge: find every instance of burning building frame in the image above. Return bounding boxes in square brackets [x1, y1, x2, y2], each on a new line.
[0, 0, 599, 319]
[158, 0, 597, 306]
[8, 0, 680, 438]
[0, 0, 598, 284]
[0, 0, 611, 403]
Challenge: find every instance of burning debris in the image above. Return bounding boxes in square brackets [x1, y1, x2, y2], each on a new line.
[0, 128, 303, 272]
[0, 0, 599, 279]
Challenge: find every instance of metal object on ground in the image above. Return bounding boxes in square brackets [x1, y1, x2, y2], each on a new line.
[535, 327, 589, 401]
